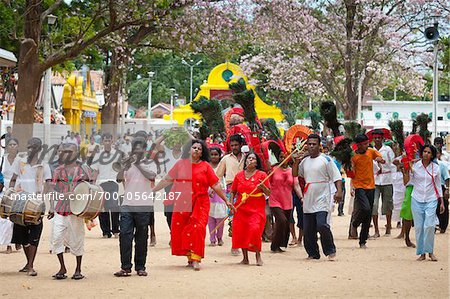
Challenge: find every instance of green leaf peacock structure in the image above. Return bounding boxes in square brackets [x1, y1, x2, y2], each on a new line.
[229, 78, 261, 132]
[190, 96, 225, 140]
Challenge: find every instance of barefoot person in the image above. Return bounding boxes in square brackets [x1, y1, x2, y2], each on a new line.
[293, 134, 343, 260]
[372, 130, 395, 237]
[0, 138, 21, 254]
[9, 138, 52, 276]
[402, 145, 445, 261]
[216, 134, 246, 255]
[436, 148, 449, 233]
[48, 143, 92, 280]
[153, 140, 232, 271]
[350, 134, 384, 248]
[208, 147, 228, 247]
[269, 151, 302, 253]
[114, 137, 157, 277]
[230, 153, 270, 266]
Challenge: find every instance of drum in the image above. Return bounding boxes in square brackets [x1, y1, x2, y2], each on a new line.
[0, 189, 15, 218]
[1, 190, 44, 226]
[71, 182, 105, 220]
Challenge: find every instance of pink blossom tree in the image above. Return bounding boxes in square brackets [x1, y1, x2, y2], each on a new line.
[240, 0, 449, 119]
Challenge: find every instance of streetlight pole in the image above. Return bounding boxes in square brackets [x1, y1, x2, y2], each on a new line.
[182, 59, 202, 103]
[147, 71, 154, 122]
[432, 42, 439, 138]
[170, 88, 176, 124]
[43, 14, 57, 148]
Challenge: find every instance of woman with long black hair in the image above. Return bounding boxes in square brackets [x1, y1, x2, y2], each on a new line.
[153, 140, 232, 271]
[402, 144, 444, 261]
[230, 152, 270, 266]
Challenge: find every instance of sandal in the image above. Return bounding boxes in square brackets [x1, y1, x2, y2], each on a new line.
[53, 273, 67, 280]
[137, 270, 148, 277]
[114, 269, 131, 277]
[27, 270, 37, 276]
[18, 266, 28, 273]
[71, 273, 85, 280]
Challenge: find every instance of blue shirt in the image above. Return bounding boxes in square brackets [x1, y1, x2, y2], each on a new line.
[333, 159, 345, 183]
[438, 160, 449, 187]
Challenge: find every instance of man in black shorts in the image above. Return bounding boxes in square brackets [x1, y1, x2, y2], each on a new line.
[10, 138, 51, 276]
[11, 222, 43, 276]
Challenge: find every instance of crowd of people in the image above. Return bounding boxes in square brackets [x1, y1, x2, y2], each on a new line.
[0, 127, 448, 279]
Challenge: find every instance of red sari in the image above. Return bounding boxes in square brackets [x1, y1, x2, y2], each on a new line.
[169, 159, 219, 259]
[231, 170, 269, 252]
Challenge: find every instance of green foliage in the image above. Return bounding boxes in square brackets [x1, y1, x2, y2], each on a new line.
[320, 101, 342, 136]
[331, 138, 354, 171]
[388, 120, 405, 150]
[229, 78, 259, 131]
[163, 127, 190, 148]
[414, 113, 431, 144]
[308, 111, 321, 132]
[190, 96, 225, 140]
[379, 88, 426, 101]
[0, 0, 23, 54]
[262, 118, 281, 140]
[344, 121, 366, 140]
[126, 50, 217, 108]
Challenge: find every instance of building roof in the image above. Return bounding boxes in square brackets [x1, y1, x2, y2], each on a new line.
[0, 48, 17, 67]
[151, 102, 173, 111]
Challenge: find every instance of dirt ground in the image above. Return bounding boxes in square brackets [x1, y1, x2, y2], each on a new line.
[0, 208, 449, 298]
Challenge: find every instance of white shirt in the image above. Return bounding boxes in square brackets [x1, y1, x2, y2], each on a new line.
[91, 149, 122, 184]
[1, 154, 19, 188]
[374, 145, 395, 186]
[392, 157, 406, 199]
[410, 160, 442, 202]
[12, 160, 51, 193]
[122, 162, 157, 207]
[119, 142, 132, 156]
[65, 137, 78, 145]
[440, 150, 450, 162]
[298, 154, 342, 213]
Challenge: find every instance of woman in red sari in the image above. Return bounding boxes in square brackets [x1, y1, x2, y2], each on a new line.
[153, 139, 232, 271]
[230, 152, 270, 266]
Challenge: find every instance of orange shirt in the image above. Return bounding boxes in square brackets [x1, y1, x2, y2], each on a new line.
[351, 148, 382, 189]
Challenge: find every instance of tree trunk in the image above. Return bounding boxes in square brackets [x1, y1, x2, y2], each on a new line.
[102, 49, 122, 138]
[13, 0, 43, 150]
[343, 0, 357, 121]
[344, 91, 358, 120]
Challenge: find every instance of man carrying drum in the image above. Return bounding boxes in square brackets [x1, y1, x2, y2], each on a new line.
[9, 138, 52, 276]
[48, 143, 92, 280]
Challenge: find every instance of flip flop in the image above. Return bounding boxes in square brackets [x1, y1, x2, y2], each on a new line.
[54, 273, 67, 280]
[114, 269, 131, 277]
[19, 267, 28, 273]
[27, 270, 37, 277]
[137, 270, 147, 277]
[71, 273, 85, 280]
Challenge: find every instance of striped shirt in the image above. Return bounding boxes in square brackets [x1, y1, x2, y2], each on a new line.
[52, 163, 91, 216]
